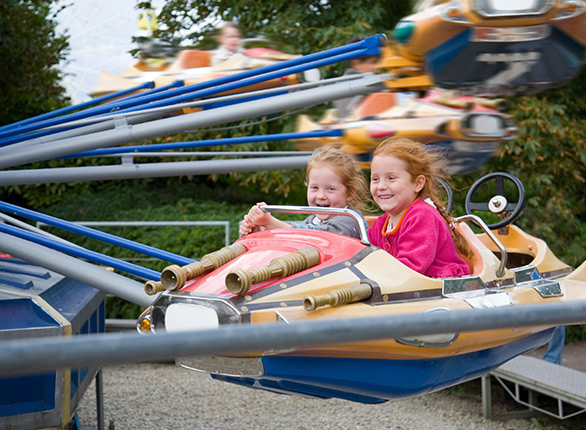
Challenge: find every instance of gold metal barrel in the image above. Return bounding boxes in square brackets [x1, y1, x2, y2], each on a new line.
[225, 246, 320, 295]
[432, 95, 474, 110]
[303, 283, 373, 311]
[144, 280, 165, 296]
[159, 242, 247, 291]
[471, 97, 507, 111]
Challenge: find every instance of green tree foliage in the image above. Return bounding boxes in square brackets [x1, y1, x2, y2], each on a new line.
[0, 0, 70, 126]
[134, 1, 413, 202]
[155, 0, 412, 55]
[0, 0, 89, 208]
[452, 70, 586, 268]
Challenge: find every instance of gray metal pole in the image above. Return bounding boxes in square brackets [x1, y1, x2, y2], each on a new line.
[95, 370, 105, 430]
[0, 74, 387, 169]
[0, 109, 162, 152]
[31, 73, 368, 137]
[0, 155, 311, 185]
[0, 300, 585, 376]
[0, 232, 154, 306]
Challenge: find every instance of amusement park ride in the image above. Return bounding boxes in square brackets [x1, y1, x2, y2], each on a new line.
[1, 0, 586, 428]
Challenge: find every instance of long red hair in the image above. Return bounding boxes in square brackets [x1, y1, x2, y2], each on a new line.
[373, 138, 472, 258]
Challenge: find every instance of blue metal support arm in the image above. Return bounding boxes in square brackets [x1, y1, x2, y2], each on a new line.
[113, 34, 385, 115]
[0, 222, 160, 280]
[34, 73, 360, 143]
[66, 129, 344, 158]
[0, 35, 385, 147]
[103, 80, 184, 103]
[0, 82, 156, 137]
[0, 200, 194, 266]
[0, 81, 185, 146]
[0, 73, 386, 169]
[113, 44, 384, 117]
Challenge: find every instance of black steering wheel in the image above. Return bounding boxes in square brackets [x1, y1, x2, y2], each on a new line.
[465, 172, 526, 229]
[436, 177, 453, 215]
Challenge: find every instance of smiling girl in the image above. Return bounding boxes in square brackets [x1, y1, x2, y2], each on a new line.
[367, 138, 471, 278]
[239, 144, 368, 238]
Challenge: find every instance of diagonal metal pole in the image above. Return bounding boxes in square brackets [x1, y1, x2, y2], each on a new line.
[67, 130, 342, 158]
[0, 81, 156, 134]
[0, 74, 386, 169]
[0, 232, 154, 306]
[0, 222, 160, 280]
[0, 300, 585, 377]
[0, 155, 311, 186]
[0, 200, 194, 265]
[0, 35, 384, 146]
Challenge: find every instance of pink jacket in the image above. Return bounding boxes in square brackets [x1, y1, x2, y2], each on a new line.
[367, 199, 470, 278]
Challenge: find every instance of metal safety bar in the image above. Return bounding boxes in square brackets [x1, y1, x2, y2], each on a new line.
[454, 213, 508, 278]
[261, 205, 370, 245]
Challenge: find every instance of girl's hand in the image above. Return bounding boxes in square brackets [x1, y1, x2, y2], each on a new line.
[247, 202, 271, 225]
[239, 202, 292, 235]
[239, 203, 268, 236]
[239, 215, 254, 236]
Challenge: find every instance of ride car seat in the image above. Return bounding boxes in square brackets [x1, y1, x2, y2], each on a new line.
[356, 93, 396, 118]
[177, 50, 212, 69]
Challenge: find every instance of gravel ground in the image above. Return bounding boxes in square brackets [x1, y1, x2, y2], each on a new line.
[76, 362, 543, 430]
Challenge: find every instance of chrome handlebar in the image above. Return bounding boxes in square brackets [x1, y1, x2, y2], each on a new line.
[260, 205, 370, 245]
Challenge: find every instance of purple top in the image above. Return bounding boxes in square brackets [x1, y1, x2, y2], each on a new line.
[367, 199, 470, 278]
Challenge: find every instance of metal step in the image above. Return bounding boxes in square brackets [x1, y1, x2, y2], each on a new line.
[482, 355, 586, 420]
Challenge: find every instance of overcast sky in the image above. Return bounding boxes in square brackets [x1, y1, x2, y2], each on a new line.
[55, 0, 165, 104]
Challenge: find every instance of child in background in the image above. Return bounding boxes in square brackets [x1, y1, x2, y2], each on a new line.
[334, 39, 379, 119]
[368, 138, 471, 278]
[239, 144, 368, 239]
[212, 22, 243, 66]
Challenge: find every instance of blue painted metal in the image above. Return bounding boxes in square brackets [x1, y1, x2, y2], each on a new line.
[198, 89, 290, 111]
[0, 81, 183, 145]
[213, 328, 554, 403]
[105, 79, 184, 102]
[425, 27, 585, 93]
[0, 200, 193, 266]
[68, 129, 344, 158]
[0, 256, 105, 428]
[0, 298, 58, 330]
[0, 223, 160, 281]
[0, 80, 183, 146]
[111, 34, 383, 116]
[0, 81, 156, 134]
[0, 35, 384, 147]
[112, 44, 383, 118]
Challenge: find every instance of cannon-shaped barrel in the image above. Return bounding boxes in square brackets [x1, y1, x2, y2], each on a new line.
[151, 243, 247, 294]
[303, 283, 373, 311]
[144, 280, 165, 296]
[225, 246, 320, 295]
